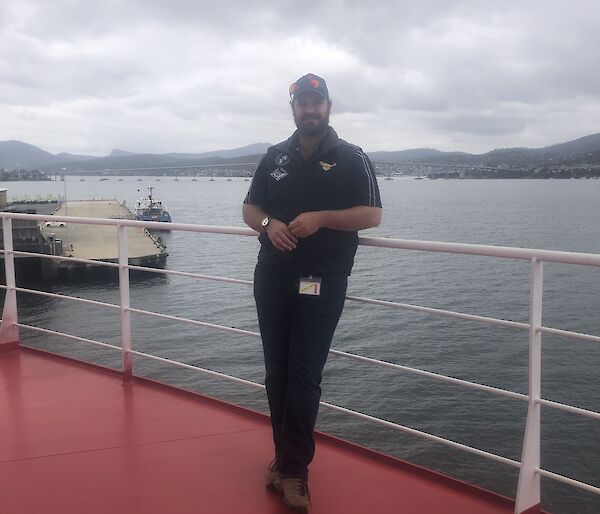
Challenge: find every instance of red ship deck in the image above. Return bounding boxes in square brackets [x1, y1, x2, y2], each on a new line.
[1, 347, 518, 514]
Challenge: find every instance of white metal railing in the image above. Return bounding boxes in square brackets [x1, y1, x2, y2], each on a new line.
[1, 212, 600, 514]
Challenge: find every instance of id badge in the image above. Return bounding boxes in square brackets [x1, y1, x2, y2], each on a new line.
[299, 276, 322, 296]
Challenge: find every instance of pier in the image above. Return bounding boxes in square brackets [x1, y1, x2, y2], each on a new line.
[42, 200, 167, 270]
[0, 199, 168, 278]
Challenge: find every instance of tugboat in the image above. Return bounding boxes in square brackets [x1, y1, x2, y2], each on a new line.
[135, 185, 172, 228]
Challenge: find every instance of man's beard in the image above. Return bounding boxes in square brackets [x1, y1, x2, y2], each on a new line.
[294, 112, 329, 137]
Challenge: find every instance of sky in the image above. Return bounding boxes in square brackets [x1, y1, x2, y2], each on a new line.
[1, 0, 599, 156]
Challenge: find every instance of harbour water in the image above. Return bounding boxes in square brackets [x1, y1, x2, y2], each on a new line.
[5, 176, 600, 513]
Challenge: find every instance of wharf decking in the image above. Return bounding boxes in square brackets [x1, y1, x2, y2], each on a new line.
[0, 346, 518, 514]
[41, 200, 165, 265]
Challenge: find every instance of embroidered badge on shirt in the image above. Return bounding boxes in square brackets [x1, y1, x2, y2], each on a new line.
[319, 161, 337, 172]
[275, 153, 290, 167]
[270, 167, 289, 181]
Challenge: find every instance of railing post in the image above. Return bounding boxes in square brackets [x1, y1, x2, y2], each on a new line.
[515, 258, 543, 514]
[118, 225, 132, 380]
[0, 217, 20, 352]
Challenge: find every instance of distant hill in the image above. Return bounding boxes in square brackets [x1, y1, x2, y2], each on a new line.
[473, 132, 600, 167]
[164, 143, 272, 160]
[1, 133, 599, 171]
[540, 132, 600, 156]
[0, 141, 58, 169]
[370, 132, 600, 168]
[0, 141, 273, 172]
[37, 143, 273, 172]
[369, 148, 473, 163]
[110, 149, 137, 157]
[56, 152, 98, 162]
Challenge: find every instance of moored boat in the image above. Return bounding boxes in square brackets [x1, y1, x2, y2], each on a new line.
[135, 186, 172, 227]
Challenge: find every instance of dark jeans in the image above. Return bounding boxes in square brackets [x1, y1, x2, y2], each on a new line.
[254, 264, 348, 479]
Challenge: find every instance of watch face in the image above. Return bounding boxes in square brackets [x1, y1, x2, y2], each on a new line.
[261, 217, 270, 227]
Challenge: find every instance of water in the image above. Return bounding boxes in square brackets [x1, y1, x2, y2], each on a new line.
[5, 176, 600, 513]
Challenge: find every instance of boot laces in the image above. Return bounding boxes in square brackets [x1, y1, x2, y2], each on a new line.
[293, 478, 310, 499]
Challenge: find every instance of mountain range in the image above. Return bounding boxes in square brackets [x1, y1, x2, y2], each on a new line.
[1, 132, 599, 172]
[0, 142, 272, 172]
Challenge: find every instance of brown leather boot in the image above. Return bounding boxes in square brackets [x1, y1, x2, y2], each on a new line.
[265, 458, 282, 492]
[282, 477, 311, 513]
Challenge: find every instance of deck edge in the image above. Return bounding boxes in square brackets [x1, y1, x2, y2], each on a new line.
[18, 345, 545, 512]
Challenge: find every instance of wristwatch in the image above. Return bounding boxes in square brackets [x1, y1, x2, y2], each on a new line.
[261, 216, 271, 231]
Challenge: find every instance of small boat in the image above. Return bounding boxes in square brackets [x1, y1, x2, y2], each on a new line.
[135, 186, 172, 227]
[99, 177, 110, 181]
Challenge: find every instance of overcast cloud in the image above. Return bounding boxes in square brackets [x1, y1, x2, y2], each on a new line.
[1, 1, 599, 155]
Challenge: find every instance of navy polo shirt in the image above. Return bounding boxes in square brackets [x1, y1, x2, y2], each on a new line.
[244, 127, 382, 276]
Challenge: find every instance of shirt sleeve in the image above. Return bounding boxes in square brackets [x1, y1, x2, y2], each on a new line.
[348, 150, 382, 208]
[243, 154, 270, 205]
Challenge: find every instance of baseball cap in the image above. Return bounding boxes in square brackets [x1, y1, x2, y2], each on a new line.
[289, 73, 329, 100]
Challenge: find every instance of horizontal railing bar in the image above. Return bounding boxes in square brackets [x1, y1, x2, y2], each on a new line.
[329, 349, 528, 401]
[129, 304, 523, 401]
[129, 349, 265, 389]
[14, 310, 599, 426]
[539, 326, 600, 344]
[3, 212, 600, 266]
[8, 282, 597, 350]
[23, 328, 599, 472]
[0, 287, 535, 402]
[16, 331, 600, 492]
[125, 269, 598, 349]
[130, 303, 527, 402]
[128, 349, 519, 468]
[17, 323, 121, 352]
[539, 398, 600, 420]
[8, 267, 599, 424]
[346, 295, 529, 330]
[538, 468, 600, 496]
[127, 264, 254, 286]
[9, 289, 598, 412]
[15, 322, 598, 471]
[321, 401, 521, 468]
[14, 287, 121, 310]
[1, 212, 257, 237]
[128, 306, 261, 338]
[11, 249, 120, 268]
[358, 235, 600, 267]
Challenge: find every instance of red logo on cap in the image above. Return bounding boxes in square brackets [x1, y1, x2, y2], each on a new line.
[310, 79, 319, 88]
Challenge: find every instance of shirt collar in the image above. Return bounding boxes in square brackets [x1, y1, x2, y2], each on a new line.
[277, 126, 340, 157]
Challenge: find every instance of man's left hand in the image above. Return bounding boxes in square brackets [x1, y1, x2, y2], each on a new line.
[288, 212, 323, 238]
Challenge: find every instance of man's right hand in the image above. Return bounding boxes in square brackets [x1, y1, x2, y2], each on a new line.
[266, 219, 298, 251]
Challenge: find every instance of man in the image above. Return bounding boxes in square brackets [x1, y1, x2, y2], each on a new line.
[242, 73, 382, 513]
